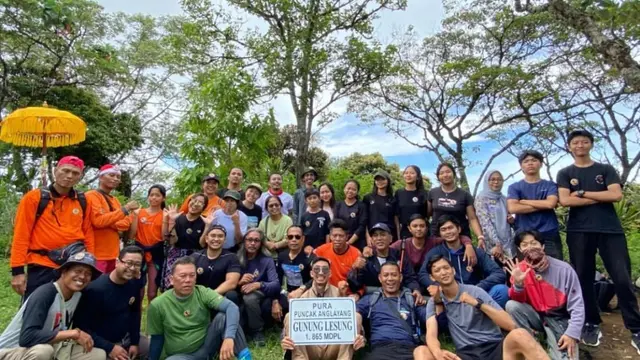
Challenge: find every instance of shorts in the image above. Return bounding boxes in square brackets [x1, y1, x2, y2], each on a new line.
[364, 341, 417, 360]
[457, 340, 503, 360]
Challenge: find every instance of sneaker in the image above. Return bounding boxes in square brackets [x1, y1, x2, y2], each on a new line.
[253, 331, 266, 347]
[581, 323, 603, 347]
[632, 333, 640, 355]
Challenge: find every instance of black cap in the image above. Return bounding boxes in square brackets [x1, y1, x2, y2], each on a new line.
[56, 251, 101, 279]
[202, 173, 220, 183]
[369, 222, 391, 235]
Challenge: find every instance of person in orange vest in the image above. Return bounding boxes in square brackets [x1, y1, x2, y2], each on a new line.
[10, 156, 95, 299]
[179, 173, 225, 217]
[86, 164, 140, 273]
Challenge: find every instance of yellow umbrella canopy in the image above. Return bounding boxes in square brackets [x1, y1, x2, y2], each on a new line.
[0, 103, 86, 148]
[0, 102, 86, 186]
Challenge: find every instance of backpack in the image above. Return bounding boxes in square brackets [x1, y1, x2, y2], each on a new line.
[367, 288, 420, 344]
[35, 187, 87, 223]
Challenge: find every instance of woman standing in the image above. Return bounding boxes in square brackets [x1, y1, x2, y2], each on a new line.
[237, 229, 280, 346]
[428, 163, 486, 247]
[319, 182, 336, 220]
[162, 193, 208, 289]
[475, 170, 515, 261]
[258, 195, 293, 258]
[335, 180, 368, 250]
[129, 184, 166, 303]
[363, 170, 396, 245]
[394, 165, 428, 240]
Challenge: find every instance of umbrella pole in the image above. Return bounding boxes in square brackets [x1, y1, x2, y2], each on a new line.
[41, 120, 48, 188]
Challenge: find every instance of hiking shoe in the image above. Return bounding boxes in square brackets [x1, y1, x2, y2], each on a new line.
[253, 331, 266, 347]
[632, 333, 640, 355]
[581, 323, 602, 347]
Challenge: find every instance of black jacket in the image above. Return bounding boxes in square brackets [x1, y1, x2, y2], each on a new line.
[347, 247, 420, 293]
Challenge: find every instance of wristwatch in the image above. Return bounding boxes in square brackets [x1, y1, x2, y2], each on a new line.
[576, 190, 585, 198]
[475, 298, 484, 310]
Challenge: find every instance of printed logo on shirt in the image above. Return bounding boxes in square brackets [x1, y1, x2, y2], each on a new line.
[129, 297, 135, 305]
[253, 269, 260, 278]
[437, 198, 458, 208]
[282, 264, 303, 287]
[350, 212, 356, 218]
[399, 308, 410, 320]
[305, 221, 311, 227]
[570, 178, 579, 186]
[595, 174, 604, 184]
[370, 200, 375, 205]
[72, 208, 80, 215]
[186, 228, 193, 234]
[141, 217, 147, 224]
[299, 264, 304, 270]
[247, 216, 259, 228]
[318, 217, 326, 228]
[184, 310, 191, 317]
[412, 197, 418, 203]
[197, 267, 204, 275]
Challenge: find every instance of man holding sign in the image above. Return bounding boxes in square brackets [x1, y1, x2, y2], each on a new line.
[281, 257, 365, 359]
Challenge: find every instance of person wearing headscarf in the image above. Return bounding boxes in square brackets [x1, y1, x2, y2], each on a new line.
[475, 170, 515, 261]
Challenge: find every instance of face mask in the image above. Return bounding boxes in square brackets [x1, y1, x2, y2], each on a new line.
[522, 247, 549, 273]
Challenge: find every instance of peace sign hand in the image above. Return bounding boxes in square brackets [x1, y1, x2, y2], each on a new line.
[504, 257, 530, 287]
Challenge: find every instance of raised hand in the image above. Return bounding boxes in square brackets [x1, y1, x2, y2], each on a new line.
[504, 258, 530, 287]
[459, 292, 478, 307]
[163, 204, 182, 221]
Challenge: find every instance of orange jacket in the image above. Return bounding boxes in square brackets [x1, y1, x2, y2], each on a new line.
[314, 243, 362, 290]
[11, 187, 95, 274]
[86, 190, 132, 261]
[179, 193, 225, 217]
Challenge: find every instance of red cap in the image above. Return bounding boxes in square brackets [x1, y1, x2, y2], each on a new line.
[98, 164, 121, 176]
[57, 156, 85, 170]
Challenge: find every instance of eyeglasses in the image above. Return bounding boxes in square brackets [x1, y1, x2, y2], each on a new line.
[190, 200, 205, 206]
[287, 235, 302, 240]
[312, 266, 330, 274]
[120, 260, 143, 269]
[268, 203, 281, 208]
[246, 237, 261, 243]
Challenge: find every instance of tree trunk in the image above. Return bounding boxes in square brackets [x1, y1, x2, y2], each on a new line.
[294, 124, 309, 187]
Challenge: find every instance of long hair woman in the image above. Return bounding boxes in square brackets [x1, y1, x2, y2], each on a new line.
[319, 182, 336, 220]
[394, 165, 428, 240]
[363, 170, 396, 246]
[128, 184, 166, 303]
[428, 163, 485, 247]
[161, 192, 208, 289]
[335, 179, 368, 250]
[258, 195, 293, 258]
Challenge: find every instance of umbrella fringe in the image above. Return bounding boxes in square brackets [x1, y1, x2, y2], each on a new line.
[2, 133, 84, 147]
[0, 111, 86, 147]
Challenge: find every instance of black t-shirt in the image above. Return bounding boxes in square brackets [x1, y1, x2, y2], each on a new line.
[239, 203, 263, 229]
[174, 214, 206, 250]
[363, 193, 396, 236]
[335, 200, 368, 249]
[394, 188, 428, 238]
[428, 187, 474, 237]
[277, 250, 313, 292]
[556, 162, 623, 233]
[191, 249, 243, 289]
[300, 210, 331, 248]
[74, 275, 143, 352]
[217, 188, 245, 200]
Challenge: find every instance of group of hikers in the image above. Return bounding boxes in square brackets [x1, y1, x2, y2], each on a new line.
[0, 129, 637, 360]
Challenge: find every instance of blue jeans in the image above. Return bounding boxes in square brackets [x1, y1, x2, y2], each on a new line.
[488, 284, 509, 308]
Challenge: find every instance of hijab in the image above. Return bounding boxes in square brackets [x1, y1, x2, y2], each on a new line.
[479, 170, 512, 252]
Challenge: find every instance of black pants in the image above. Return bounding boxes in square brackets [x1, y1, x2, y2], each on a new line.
[540, 230, 563, 260]
[567, 232, 640, 332]
[364, 341, 417, 360]
[24, 265, 57, 300]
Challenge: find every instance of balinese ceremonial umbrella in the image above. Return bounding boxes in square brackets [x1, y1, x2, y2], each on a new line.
[0, 102, 86, 186]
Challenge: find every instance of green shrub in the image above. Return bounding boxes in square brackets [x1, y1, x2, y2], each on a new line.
[0, 180, 21, 258]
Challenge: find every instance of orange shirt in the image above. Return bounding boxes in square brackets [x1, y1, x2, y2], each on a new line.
[134, 208, 164, 262]
[11, 187, 95, 272]
[86, 190, 132, 261]
[179, 193, 224, 217]
[314, 243, 362, 288]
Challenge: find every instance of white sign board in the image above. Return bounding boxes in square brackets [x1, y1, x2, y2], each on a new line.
[289, 297, 357, 345]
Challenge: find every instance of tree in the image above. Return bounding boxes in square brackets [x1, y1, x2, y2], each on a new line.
[168, 0, 405, 184]
[514, 0, 640, 91]
[352, 2, 564, 194]
[174, 64, 280, 196]
[273, 125, 330, 180]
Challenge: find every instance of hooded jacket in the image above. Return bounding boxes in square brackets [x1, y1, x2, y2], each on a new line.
[347, 247, 420, 293]
[418, 242, 505, 291]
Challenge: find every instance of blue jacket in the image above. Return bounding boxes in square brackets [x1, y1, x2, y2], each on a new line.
[243, 254, 280, 298]
[418, 243, 505, 291]
[347, 248, 420, 293]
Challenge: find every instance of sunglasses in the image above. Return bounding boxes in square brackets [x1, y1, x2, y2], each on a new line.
[268, 203, 281, 208]
[287, 235, 302, 240]
[312, 266, 330, 274]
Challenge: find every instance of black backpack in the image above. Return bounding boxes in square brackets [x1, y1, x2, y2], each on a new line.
[35, 187, 87, 222]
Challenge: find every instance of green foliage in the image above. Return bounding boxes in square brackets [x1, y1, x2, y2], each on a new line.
[174, 65, 280, 197]
[0, 180, 20, 257]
